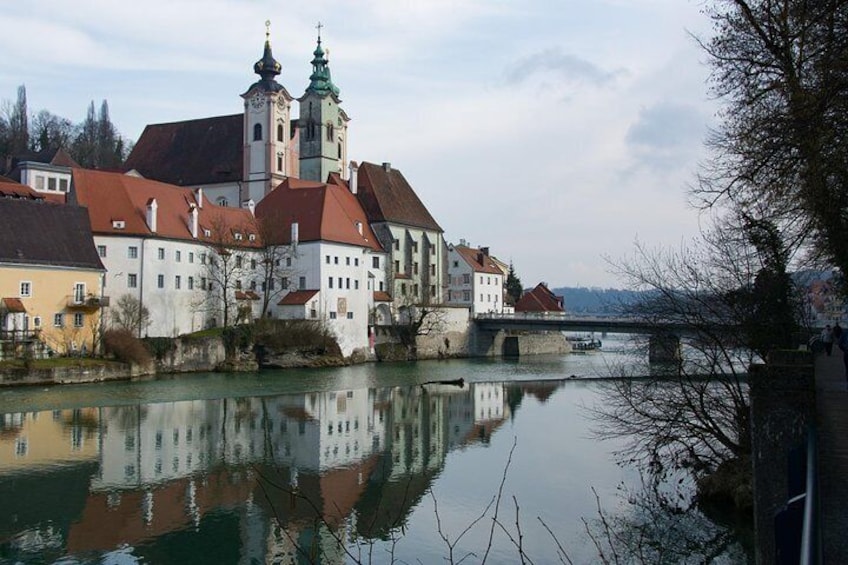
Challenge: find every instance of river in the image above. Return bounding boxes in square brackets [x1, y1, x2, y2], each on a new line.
[0, 335, 749, 564]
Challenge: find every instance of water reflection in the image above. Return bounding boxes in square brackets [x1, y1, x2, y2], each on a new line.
[0, 380, 553, 563]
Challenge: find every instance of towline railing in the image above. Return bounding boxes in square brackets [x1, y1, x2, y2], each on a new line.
[776, 424, 819, 564]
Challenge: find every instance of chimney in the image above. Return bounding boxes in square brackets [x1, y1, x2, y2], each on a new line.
[349, 161, 359, 194]
[195, 187, 203, 208]
[242, 199, 255, 216]
[146, 198, 158, 233]
[481, 246, 489, 256]
[355, 221, 363, 235]
[382, 162, 391, 172]
[189, 204, 198, 238]
[459, 238, 467, 247]
[477, 253, 484, 264]
[291, 221, 299, 247]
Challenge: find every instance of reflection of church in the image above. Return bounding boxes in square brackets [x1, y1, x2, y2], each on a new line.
[0, 383, 511, 562]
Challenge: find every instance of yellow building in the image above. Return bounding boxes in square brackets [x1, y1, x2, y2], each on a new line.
[0, 182, 105, 357]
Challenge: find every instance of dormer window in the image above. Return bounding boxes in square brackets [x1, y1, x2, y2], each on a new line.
[253, 123, 262, 141]
[234, 233, 243, 241]
[112, 220, 125, 229]
[204, 228, 211, 237]
[248, 234, 256, 242]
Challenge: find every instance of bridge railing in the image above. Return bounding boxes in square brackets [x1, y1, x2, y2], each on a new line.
[475, 312, 568, 321]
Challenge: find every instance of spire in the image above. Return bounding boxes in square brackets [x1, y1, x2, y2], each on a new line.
[305, 22, 340, 97]
[252, 20, 283, 91]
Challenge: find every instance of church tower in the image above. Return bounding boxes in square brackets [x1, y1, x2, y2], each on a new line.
[298, 26, 350, 183]
[242, 22, 294, 204]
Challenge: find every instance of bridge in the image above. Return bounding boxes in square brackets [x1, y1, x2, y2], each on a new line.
[473, 313, 724, 362]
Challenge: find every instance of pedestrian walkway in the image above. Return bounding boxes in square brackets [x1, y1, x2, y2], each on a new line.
[813, 351, 848, 563]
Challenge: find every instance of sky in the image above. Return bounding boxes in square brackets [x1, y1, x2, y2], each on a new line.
[0, 0, 719, 289]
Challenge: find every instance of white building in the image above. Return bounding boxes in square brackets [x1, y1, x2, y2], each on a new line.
[447, 243, 505, 315]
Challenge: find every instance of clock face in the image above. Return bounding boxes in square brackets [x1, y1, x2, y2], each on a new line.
[250, 94, 264, 112]
[276, 97, 287, 111]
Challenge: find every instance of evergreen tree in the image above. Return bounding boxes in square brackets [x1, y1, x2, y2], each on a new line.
[506, 262, 523, 305]
[6, 85, 29, 155]
[71, 101, 98, 167]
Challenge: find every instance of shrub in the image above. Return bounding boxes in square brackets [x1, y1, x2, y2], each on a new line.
[253, 319, 341, 356]
[222, 324, 254, 356]
[103, 329, 152, 365]
[143, 337, 177, 361]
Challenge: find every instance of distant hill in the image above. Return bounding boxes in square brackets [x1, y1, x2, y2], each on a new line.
[550, 287, 642, 315]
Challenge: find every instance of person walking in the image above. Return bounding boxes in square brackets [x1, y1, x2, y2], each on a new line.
[822, 324, 834, 356]
[837, 324, 848, 384]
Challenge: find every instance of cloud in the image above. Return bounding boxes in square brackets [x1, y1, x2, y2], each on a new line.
[625, 102, 707, 171]
[504, 47, 626, 88]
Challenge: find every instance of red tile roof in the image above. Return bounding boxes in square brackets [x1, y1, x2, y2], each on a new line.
[278, 289, 319, 305]
[124, 114, 244, 186]
[235, 290, 260, 300]
[373, 291, 392, 302]
[515, 283, 565, 313]
[355, 162, 442, 231]
[0, 179, 42, 199]
[256, 177, 383, 252]
[454, 245, 503, 275]
[1, 298, 26, 313]
[71, 168, 260, 248]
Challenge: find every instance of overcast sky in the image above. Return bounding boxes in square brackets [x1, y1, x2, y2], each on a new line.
[0, 0, 718, 289]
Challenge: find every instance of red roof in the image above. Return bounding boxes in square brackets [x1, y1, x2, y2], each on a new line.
[235, 290, 260, 300]
[256, 177, 383, 252]
[0, 179, 42, 199]
[71, 168, 261, 248]
[355, 162, 442, 231]
[1, 298, 26, 313]
[454, 245, 503, 275]
[373, 291, 392, 302]
[278, 290, 319, 305]
[515, 283, 564, 313]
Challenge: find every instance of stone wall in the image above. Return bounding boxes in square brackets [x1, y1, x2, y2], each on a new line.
[0, 362, 150, 387]
[153, 335, 227, 373]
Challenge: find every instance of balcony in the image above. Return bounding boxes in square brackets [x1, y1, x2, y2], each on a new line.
[66, 294, 109, 311]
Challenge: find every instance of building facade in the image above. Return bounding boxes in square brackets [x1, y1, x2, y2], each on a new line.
[447, 243, 505, 315]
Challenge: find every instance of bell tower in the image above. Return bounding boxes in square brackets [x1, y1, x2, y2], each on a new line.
[298, 23, 349, 183]
[242, 21, 294, 204]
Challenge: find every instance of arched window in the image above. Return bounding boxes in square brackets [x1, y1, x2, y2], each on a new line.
[216, 196, 228, 207]
[277, 124, 283, 142]
[326, 123, 334, 141]
[338, 142, 342, 158]
[307, 121, 316, 140]
[253, 123, 262, 141]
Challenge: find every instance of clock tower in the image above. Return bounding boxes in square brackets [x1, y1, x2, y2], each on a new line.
[242, 22, 294, 204]
[298, 25, 349, 183]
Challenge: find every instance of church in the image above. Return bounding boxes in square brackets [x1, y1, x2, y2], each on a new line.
[125, 22, 350, 209]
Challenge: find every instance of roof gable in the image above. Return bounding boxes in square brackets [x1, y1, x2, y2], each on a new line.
[124, 114, 244, 186]
[356, 162, 442, 232]
[454, 245, 503, 275]
[515, 283, 564, 313]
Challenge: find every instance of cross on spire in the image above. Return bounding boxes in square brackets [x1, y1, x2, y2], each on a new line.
[316, 21, 323, 41]
[265, 20, 271, 39]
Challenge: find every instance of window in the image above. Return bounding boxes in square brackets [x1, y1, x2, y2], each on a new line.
[329, 312, 337, 319]
[277, 154, 283, 171]
[53, 313, 64, 327]
[346, 257, 350, 266]
[463, 290, 471, 301]
[250, 258, 256, 270]
[128, 246, 138, 259]
[354, 258, 359, 267]
[73, 313, 84, 327]
[59, 178, 69, 192]
[189, 252, 194, 264]
[345, 278, 350, 289]
[379, 281, 384, 291]
[74, 283, 85, 304]
[235, 279, 242, 289]
[35, 175, 44, 190]
[216, 198, 228, 208]
[393, 240, 399, 251]
[401, 283, 407, 295]
[453, 260, 459, 268]
[412, 241, 418, 253]
[253, 123, 262, 141]
[20, 281, 31, 297]
[33, 316, 41, 328]
[188, 277, 194, 290]
[463, 273, 471, 284]
[286, 257, 292, 267]
[372, 257, 380, 268]
[157, 274, 164, 289]
[413, 262, 419, 275]
[201, 253, 207, 264]
[299, 276, 306, 289]
[281, 277, 289, 289]
[334, 256, 339, 265]
[413, 284, 419, 296]
[338, 142, 342, 159]
[249, 280, 256, 290]
[128, 274, 138, 288]
[158, 247, 165, 260]
[48, 177, 57, 191]
[97, 245, 107, 258]
[431, 265, 436, 276]
[236, 256, 243, 268]
[338, 277, 343, 288]
[328, 277, 334, 289]
[277, 123, 284, 142]
[394, 260, 400, 273]
[326, 255, 331, 264]
[347, 312, 354, 319]
[327, 123, 334, 141]
[175, 250, 181, 262]
[354, 280, 360, 290]
[175, 276, 181, 290]
[431, 285, 436, 297]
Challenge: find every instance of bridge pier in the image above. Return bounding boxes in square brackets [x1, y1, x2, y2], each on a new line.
[648, 333, 680, 364]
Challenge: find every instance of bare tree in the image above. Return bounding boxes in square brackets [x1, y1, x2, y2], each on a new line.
[197, 216, 255, 328]
[695, 1, 848, 285]
[254, 212, 299, 317]
[31, 110, 73, 152]
[111, 294, 151, 337]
